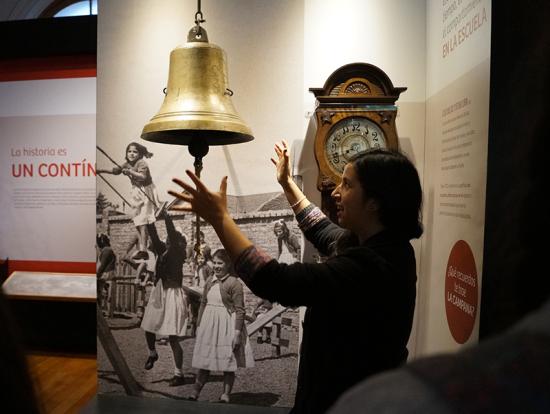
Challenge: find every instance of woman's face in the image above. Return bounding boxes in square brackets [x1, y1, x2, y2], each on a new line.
[331, 163, 368, 230]
[126, 145, 140, 162]
[212, 256, 230, 279]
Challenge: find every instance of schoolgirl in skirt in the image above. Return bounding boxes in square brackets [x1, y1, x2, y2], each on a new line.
[188, 249, 254, 403]
[97, 142, 159, 260]
[140, 208, 188, 386]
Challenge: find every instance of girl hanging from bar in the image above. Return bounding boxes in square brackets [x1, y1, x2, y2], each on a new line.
[97, 142, 161, 260]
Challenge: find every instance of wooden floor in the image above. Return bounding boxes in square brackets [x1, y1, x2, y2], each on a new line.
[27, 352, 97, 414]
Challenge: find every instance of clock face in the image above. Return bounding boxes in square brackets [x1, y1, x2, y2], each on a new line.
[324, 117, 387, 174]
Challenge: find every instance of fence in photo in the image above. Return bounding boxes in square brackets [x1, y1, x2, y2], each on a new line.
[100, 262, 144, 318]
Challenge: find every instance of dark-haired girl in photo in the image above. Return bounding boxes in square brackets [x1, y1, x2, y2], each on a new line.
[169, 140, 423, 413]
[273, 219, 301, 263]
[139, 208, 189, 386]
[96, 234, 116, 316]
[97, 142, 160, 260]
[188, 249, 254, 403]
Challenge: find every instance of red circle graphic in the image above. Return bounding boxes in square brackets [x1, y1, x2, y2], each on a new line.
[445, 240, 478, 344]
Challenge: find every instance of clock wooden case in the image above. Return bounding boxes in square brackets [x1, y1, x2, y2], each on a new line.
[309, 62, 406, 219]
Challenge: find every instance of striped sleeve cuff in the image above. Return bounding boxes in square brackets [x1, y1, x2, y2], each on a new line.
[297, 204, 326, 232]
[234, 245, 272, 283]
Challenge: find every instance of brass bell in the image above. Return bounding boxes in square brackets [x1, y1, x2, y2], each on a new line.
[141, 25, 254, 146]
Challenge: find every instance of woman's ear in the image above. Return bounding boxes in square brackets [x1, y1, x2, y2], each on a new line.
[365, 198, 380, 212]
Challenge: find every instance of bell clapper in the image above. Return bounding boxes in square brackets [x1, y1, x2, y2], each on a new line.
[188, 138, 210, 262]
[188, 138, 209, 178]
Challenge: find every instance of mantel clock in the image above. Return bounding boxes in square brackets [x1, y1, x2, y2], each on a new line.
[309, 63, 406, 220]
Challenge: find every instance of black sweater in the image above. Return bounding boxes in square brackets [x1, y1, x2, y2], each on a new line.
[238, 207, 417, 413]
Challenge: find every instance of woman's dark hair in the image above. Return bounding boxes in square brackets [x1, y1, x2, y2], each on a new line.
[351, 148, 423, 240]
[125, 142, 153, 163]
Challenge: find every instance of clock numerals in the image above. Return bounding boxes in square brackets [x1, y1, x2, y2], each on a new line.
[325, 117, 387, 174]
[343, 122, 361, 133]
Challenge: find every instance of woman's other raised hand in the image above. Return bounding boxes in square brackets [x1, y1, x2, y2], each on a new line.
[271, 140, 292, 187]
[168, 171, 229, 227]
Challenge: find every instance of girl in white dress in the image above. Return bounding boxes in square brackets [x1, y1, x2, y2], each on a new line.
[97, 142, 160, 260]
[189, 249, 254, 403]
[273, 219, 301, 264]
[139, 210, 188, 386]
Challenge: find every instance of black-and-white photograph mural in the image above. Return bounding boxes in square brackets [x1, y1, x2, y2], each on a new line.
[96, 141, 301, 406]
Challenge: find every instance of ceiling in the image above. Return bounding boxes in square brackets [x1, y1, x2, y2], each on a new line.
[0, 0, 55, 21]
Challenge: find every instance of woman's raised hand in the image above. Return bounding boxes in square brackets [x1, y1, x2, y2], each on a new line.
[168, 170, 229, 226]
[271, 140, 292, 187]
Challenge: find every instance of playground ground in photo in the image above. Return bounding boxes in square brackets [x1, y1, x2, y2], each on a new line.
[97, 310, 299, 408]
